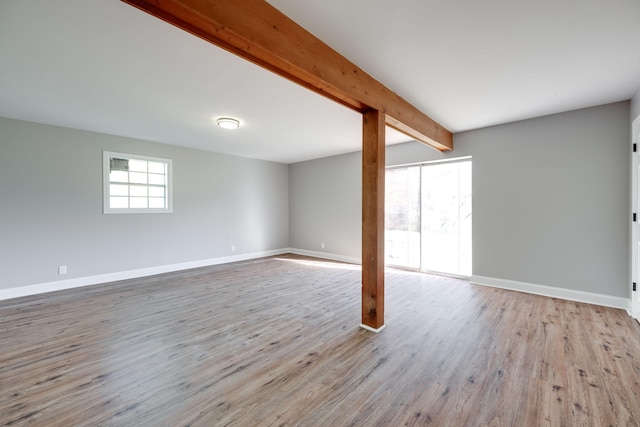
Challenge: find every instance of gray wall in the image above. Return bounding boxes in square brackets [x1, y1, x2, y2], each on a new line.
[632, 87, 640, 124]
[289, 151, 361, 257]
[0, 117, 289, 289]
[290, 102, 630, 298]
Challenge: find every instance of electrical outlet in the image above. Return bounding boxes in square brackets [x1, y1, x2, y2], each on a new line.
[321, 243, 325, 249]
[231, 245, 235, 252]
[58, 265, 67, 275]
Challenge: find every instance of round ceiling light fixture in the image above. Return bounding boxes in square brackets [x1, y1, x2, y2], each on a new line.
[216, 117, 240, 130]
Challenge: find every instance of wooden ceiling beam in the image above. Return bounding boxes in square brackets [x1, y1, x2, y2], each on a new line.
[121, 0, 453, 151]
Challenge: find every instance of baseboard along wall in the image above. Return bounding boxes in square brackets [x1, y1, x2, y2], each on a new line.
[0, 249, 632, 316]
[0, 249, 290, 302]
[287, 248, 361, 265]
[471, 275, 632, 314]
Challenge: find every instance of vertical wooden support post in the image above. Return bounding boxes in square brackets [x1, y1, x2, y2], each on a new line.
[361, 109, 386, 332]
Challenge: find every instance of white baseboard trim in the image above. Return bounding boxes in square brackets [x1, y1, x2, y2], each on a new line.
[471, 275, 632, 312]
[0, 248, 290, 302]
[288, 248, 361, 265]
[7, 251, 630, 317]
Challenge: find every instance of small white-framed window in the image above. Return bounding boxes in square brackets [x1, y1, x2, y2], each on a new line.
[103, 151, 172, 214]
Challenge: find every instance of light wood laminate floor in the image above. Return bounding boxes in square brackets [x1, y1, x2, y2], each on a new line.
[1, 255, 639, 426]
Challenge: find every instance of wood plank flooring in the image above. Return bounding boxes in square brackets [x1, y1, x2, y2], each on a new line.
[1, 254, 639, 426]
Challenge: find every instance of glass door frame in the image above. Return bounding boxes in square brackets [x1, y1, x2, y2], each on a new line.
[633, 115, 640, 320]
[384, 156, 472, 278]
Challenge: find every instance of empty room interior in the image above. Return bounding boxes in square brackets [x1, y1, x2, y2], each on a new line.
[2, 0, 640, 425]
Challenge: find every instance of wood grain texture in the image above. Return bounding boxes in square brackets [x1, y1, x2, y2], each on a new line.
[1, 255, 639, 426]
[362, 110, 386, 329]
[120, 0, 453, 151]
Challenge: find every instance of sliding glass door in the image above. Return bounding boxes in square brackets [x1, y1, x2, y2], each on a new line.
[385, 159, 472, 276]
[385, 166, 421, 269]
[421, 160, 472, 275]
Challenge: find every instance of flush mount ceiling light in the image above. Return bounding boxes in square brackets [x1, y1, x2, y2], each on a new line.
[216, 117, 240, 130]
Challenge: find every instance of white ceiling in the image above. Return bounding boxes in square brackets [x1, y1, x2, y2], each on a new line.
[1, 0, 639, 164]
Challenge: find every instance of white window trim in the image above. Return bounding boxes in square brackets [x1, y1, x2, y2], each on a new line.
[103, 151, 173, 214]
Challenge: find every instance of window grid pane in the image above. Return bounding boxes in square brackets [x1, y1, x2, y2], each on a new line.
[129, 185, 148, 197]
[128, 159, 148, 172]
[129, 197, 148, 209]
[148, 174, 165, 185]
[106, 152, 170, 212]
[110, 196, 129, 209]
[110, 170, 128, 183]
[148, 161, 165, 174]
[148, 187, 165, 197]
[129, 172, 148, 184]
[149, 197, 166, 208]
[110, 184, 129, 196]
